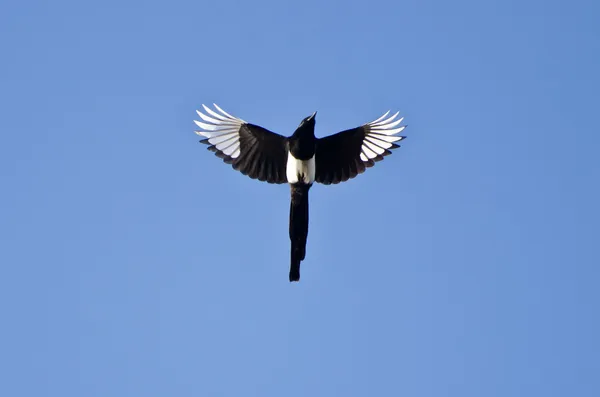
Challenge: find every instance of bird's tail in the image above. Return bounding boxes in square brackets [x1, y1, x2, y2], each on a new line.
[289, 183, 310, 282]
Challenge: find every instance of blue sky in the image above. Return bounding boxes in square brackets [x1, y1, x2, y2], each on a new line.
[1, 0, 599, 396]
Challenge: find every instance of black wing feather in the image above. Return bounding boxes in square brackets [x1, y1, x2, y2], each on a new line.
[314, 111, 407, 185]
[195, 105, 288, 184]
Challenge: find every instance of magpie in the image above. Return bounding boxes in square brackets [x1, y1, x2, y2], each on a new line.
[194, 104, 407, 282]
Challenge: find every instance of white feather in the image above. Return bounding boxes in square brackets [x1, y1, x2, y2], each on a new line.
[363, 140, 386, 155]
[376, 125, 406, 135]
[373, 117, 403, 130]
[286, 152, 315, 184]
[357, 110, 406, 163]
[368, 133, 404, 143]
[202, 104, 229, 121]
[364, 136, 393, 150]
[370, 111, 399, 126]
[370, 110, 390, 124]
[208, 133, 237, 145]
[362, 145, 377, 159]
[222, 143, 239, 156]
[194, 104, 245, 159]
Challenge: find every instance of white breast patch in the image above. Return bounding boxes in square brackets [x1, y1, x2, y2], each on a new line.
[286, 152, 315, 184]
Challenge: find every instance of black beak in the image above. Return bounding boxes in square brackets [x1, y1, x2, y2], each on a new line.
[308, 111, 317, 121]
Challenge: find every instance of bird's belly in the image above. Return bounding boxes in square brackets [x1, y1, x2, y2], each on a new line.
[286, 152, 315, 184]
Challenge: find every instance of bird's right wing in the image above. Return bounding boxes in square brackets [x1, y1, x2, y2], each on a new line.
[314, 111, 407, 185]
[194, 104, 289, 184]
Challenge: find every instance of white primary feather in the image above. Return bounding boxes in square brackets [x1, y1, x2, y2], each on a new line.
[359, 110, 407, 160]
[194, 104, 246, 159]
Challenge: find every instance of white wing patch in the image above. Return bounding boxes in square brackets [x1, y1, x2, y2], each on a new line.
[194, 104, 246, 159]
[359, 111, 407, 162]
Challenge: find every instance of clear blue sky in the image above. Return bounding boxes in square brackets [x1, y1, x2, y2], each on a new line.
[1, 0, 599, 396]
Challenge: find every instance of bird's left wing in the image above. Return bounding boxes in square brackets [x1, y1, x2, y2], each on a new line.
[194, 104, 289, 184]
[314, 111, 407, 185]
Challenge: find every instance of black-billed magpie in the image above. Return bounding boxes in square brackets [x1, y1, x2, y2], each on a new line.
[194, 104, 407, 282]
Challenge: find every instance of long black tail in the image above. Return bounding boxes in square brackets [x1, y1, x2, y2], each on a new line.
[289, 184, 310, 282]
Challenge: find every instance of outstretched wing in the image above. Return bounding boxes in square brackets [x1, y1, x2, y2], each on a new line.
[314, 111, 407, 185]
[194, 104, 289, 184]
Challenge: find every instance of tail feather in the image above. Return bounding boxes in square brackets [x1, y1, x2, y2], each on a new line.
[289, 184, 310, 282]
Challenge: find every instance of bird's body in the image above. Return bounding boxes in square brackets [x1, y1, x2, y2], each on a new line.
[194, 104, 407, 282]
[286, 112, 317, 184]
[284, 113, 317, 280]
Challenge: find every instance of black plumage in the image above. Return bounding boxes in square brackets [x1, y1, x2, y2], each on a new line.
[194, 104, 407, 282]
[289, 183, 310, 282]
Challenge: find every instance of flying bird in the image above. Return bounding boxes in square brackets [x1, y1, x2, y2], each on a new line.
[194, 104, 407, 282]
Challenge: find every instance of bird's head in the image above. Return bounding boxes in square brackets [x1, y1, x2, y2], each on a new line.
[303, 111, 317, 124]
[295, 111, 317, 134]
